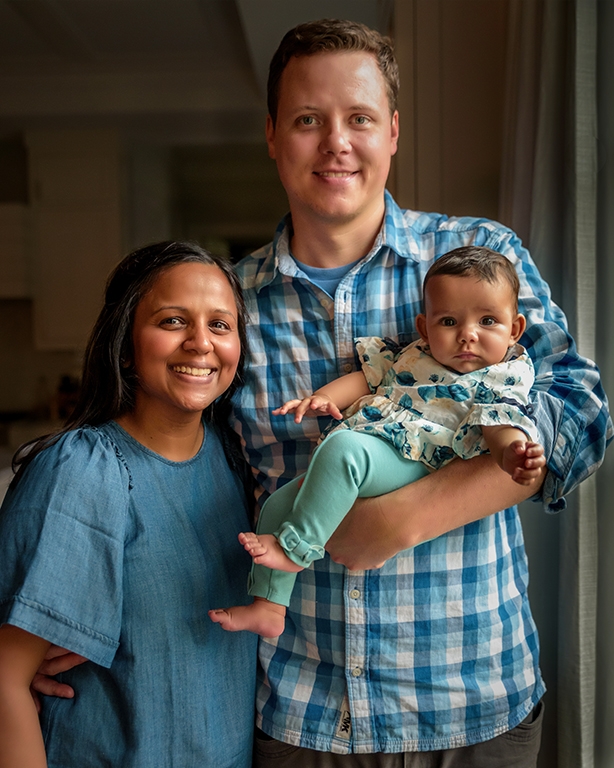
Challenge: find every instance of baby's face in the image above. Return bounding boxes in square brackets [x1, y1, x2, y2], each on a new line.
[415, 275, 525, 374]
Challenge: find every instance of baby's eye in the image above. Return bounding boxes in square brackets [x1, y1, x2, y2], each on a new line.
[480, 317, 497, 326]
[441, 318, 456, 326]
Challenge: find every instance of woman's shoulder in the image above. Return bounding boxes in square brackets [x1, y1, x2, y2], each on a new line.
[18, 424, 132, 492]
[2, 424, 132, 539]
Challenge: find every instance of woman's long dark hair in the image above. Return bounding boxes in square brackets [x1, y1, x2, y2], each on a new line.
[12, 241, 249, 487]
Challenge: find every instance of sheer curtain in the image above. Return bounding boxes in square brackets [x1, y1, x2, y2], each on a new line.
[595, 3, 614, 765]
[500, 1, 613, 766]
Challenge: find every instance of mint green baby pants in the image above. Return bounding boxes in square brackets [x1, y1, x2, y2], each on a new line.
[248, 429, 430, 607]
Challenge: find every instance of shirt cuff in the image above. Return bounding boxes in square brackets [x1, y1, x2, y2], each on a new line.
[531, 391, 585, 513]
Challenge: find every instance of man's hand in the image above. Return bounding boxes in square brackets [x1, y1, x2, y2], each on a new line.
[272, 395, 343, 423]
[30, 645, 87, 713]
[326, 494, 402, 571]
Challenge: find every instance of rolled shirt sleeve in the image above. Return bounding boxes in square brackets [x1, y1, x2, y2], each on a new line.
[480, 227, 613, 512]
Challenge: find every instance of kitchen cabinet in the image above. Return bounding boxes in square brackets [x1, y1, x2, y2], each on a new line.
[26, 129, 124, 350]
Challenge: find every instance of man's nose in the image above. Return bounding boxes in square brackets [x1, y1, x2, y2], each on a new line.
[320, 119, 351, 154]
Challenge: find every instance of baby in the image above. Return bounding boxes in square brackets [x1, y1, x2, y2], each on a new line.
[210, 246, 546, 637]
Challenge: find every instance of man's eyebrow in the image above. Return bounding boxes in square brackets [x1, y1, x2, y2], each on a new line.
[289, 102, 377, 114]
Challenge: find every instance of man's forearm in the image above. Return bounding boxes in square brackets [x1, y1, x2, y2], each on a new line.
[326, 454, 546, 570]
[386, 454, 544, 547]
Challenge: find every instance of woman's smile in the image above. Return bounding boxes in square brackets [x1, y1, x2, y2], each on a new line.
[129, 262, 241, 423]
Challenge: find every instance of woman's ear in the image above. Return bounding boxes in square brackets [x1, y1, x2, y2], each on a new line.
[415, 314, 428, 342]
[510, 313, 526, 343]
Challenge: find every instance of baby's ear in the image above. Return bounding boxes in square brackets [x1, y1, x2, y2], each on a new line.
[510, 313, 526, 343]
[415, 314, 428, 341]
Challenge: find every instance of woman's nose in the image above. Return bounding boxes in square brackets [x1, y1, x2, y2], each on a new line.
[183, 327, 213, 353]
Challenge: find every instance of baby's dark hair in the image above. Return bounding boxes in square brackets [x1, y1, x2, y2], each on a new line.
[423, 246, 520, 312]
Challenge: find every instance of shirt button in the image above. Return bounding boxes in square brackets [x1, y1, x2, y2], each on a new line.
[343, 363, 353, 373]
[349, 589, 361, 599]
[352, 667, 362, 677]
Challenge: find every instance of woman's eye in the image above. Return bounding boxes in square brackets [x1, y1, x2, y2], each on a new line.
[160, 317, 184, 328]
[210, 320, 230, 331]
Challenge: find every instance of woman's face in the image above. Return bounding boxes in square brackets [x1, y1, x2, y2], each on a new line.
[130, 262, 241, 423]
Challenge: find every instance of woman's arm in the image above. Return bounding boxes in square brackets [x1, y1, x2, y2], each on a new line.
[326, 453, 547, 570]
[0, 624, 51, 768]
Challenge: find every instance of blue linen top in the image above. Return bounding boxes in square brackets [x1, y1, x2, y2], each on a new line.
[232, 192, 612, 754]
[325, 337, 539, 468]
[0, 420, 257, 768]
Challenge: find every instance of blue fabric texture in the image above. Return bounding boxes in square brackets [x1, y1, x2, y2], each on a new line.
[232, 192, 612, 754]
[0, 421, 257, 767]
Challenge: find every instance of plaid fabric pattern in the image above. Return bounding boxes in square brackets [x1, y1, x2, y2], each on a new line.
[232, 192, 612, 754]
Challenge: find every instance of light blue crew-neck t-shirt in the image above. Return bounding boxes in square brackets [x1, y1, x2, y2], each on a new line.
[292, 257, 360, 297]
[0, 420, 257, 768]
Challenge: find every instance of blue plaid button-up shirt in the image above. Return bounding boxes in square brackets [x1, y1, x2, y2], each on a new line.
[232, 192, 612, 754]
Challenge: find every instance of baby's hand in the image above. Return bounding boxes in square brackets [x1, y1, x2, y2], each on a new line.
[272, 395, 343, 424]
[501, 440, 546, 485]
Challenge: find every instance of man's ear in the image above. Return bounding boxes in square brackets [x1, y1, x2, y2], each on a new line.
[510, 313, 526, 343]
[415, 313, 428, 341]
[390, 110, 399, 156]
[265, 114, 276, 160]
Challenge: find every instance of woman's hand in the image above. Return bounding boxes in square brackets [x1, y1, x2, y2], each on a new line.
[29, 646, 87, 713]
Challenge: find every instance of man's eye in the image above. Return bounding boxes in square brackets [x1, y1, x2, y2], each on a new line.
[354, 115, 370, 125]
[299, 116, 316, 126]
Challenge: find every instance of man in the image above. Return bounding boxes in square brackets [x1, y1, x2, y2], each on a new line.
[231, 18, 611, 767]
[34, 17, 610, 767]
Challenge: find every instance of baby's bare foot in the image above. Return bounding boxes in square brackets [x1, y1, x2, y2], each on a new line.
[238, 532, 303, 572]
[208, 599, 286, 637]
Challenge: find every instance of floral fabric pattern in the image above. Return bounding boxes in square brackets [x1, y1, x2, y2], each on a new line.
[325, 337, 540, 470]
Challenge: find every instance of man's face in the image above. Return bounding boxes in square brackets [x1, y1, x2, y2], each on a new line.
[266, 51, 399, 228]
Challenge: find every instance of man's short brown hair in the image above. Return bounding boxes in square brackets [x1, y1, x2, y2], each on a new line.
[267, 18, 399, 125]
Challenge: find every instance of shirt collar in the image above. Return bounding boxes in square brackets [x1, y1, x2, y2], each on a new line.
[253, 191, 419, 293]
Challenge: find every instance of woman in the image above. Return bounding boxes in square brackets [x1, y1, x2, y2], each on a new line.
[0, 242, 257, 767]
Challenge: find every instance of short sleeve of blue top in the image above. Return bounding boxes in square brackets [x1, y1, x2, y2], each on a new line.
[0, 421, 257, 768]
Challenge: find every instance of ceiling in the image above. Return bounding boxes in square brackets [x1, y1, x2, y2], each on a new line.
[0, 0, 393, 144]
